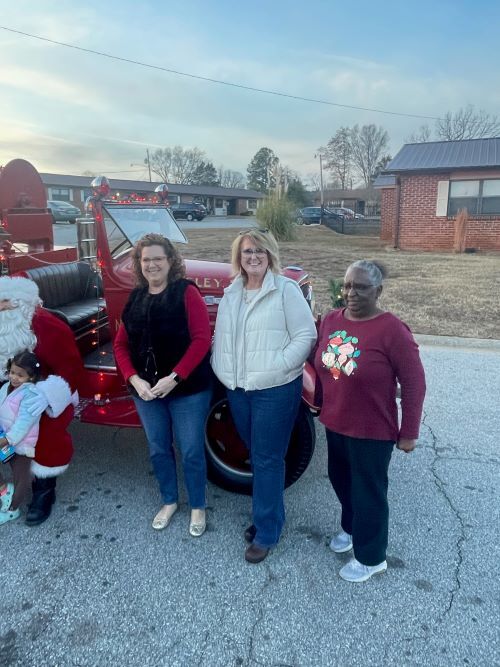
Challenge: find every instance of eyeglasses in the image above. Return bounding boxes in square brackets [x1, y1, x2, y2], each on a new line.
[241, 248, 267, 256]
[238, 228, 269, 236]
[342, 282, 375, 294]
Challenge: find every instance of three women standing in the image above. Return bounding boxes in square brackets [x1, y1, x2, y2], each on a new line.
[211, 229, 317, 563]
[314, 260, 426, 582]
[114, 233, 212, 536]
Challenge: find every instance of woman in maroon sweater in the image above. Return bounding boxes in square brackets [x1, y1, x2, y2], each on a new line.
[114, 233, 212, 536]
[314, 260, 426, 583]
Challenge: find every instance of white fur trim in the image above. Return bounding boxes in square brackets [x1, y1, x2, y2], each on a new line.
[36, 375, 75, 418]
[31, 461, 68, 478]
[0, 276, 41, 306]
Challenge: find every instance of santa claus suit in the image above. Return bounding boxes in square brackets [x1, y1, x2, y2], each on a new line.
[0, 277, 83, 478]
[31, 308, 83, 476]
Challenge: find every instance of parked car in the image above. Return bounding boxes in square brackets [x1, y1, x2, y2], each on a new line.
[47, 200, 81, 224]
[329, 207, 366, 220]
[297, 207, 344, 225]
[170, 202, 207, 221]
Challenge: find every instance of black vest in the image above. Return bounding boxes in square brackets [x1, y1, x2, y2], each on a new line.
[122, 279, 211, 396]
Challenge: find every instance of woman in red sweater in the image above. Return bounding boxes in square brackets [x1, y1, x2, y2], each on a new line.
[114, 234, 212, 536]
[314, 260, 426, 583]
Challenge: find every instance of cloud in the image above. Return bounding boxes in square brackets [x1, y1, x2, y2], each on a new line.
[1, 3, 499, 181]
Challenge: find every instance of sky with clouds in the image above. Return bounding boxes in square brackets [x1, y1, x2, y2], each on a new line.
[1, 0, 499, 184]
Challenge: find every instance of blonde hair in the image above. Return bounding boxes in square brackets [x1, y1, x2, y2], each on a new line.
[231, 229, 281, 283]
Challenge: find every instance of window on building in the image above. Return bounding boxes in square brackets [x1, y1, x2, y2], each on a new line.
[247, 199, 257, 210]
[50, 187, 71, 202]
[448, 179, 500, 215]
[481, 179, 500, 214]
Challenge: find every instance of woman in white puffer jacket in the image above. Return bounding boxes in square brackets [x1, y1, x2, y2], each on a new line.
[211, 229, 317, 564]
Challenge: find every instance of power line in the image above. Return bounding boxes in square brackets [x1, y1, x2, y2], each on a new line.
[96, 169, 146, 174]
[0, 25, 442, 122]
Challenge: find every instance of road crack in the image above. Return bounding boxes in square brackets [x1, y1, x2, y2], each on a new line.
[245, 566, 294, 667]
[422, 410, 466, 618]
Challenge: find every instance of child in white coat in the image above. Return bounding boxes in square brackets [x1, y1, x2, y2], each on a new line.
[0, 350, 43, 525]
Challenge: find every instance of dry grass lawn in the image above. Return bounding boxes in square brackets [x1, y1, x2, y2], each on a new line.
[181, 225, 500, 339]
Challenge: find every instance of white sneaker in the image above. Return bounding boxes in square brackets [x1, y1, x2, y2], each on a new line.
[329, 530, 353, 553]
[339, 557, 387, 583]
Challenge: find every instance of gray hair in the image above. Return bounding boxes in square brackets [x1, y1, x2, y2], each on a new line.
[346, 260, 387, 287]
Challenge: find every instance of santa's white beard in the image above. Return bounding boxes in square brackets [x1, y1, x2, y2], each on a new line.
[0, 308, 37, 381]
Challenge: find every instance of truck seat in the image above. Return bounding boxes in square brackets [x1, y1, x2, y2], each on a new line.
[21, 262, 107, 339]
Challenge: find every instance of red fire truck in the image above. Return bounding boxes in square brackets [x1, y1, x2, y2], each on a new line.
[0, 158, 320, 493]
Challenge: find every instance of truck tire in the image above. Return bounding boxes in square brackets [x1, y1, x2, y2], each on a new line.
[205, 398, 315, 495]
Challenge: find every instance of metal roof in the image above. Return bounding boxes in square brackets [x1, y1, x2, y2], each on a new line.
[386, 137, 500, 173]
[40, 173, 264, 199]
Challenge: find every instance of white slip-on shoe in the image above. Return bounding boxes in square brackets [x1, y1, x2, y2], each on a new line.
[339, 557, 387, 583]
[189, 509, 206, 537]
[152, 503, 178, 530]
[329, 530, 353, 553]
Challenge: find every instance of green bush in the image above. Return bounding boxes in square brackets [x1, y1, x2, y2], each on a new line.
[329, 278, 345, 309]
[256, 196, 296, 241]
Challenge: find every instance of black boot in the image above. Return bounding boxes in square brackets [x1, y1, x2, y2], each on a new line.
[25, 477, 57, 526]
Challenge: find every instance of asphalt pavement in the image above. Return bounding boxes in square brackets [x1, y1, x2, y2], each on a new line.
[1, 341, 499, 666]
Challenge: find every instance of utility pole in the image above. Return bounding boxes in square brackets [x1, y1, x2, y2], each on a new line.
[315, 152, 325, 225]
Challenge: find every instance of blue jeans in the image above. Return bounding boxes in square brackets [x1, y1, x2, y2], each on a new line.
[227, 376, 302, 548]
[133, 388, 211, 508]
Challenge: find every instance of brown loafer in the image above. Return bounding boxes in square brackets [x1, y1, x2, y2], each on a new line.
[244, 524, 256, 543]
[245, 543, 269, 564]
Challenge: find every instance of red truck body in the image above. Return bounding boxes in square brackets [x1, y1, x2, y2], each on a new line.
[0, 159, 319, 493]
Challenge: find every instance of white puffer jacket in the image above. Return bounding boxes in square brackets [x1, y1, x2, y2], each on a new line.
[211, 270, 317, 391]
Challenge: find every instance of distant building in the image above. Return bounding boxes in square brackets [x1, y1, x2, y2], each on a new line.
[312, 187, 380, 217]
[375, 138, 500, 251]
[41, 173, 264, 216]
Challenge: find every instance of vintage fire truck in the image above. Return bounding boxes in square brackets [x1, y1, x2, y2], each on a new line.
[0, 158, 320, 493]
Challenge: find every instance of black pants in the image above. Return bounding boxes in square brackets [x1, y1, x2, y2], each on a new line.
[326, 430, 394, 566]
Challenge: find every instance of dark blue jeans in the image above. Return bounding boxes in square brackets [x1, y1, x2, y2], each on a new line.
[227, 376, 302, 549]
[133, 388, 211, 508]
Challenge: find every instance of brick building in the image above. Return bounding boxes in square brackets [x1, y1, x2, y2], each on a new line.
[375, 138, 500, 251]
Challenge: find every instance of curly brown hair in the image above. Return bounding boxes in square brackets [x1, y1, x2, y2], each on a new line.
[131, 233, 185, 287]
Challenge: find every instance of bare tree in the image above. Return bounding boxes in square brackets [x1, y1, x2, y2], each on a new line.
[306, 172, 321, 191]
[370, 154, 392, 183]
[149, 146, 207, 184]
[350, 124, 390, 187]
[435, 105, 500, 140]
[218, 166, 246, 188]
[406, 124, 432, 143]
[323, 127, 353, 189]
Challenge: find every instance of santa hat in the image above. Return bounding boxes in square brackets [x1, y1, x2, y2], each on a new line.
[0, 276, 41, 307]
